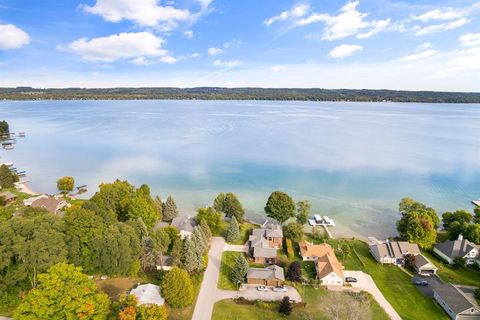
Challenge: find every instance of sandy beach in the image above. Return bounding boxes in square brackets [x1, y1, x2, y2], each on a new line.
[17, 181, 39, 196]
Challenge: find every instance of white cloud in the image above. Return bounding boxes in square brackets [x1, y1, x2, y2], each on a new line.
[398, 49, 438, 62]
[412, 8, 465, 22]
[82, 0, 209, 31]
[264, 4, 310, 26]
[208, 47, 226, 56]
[328, 44, 363, 59]
[64, 32, 167, 62]
[272, 65, 283, 72]
[213, 59, 242, 68]
[184, 30, 194, 39]
[223, 38, 243, 49]
[0, 24, 30, 50]
[419, 42, 434, 50]
[414, 18, 468, 36]
[131, 56, 151, 65]
[159, 55, 178, 64]
[459, 33, 480, 47]
[296, 1, 391, 41]
[191, 52, 200, 58]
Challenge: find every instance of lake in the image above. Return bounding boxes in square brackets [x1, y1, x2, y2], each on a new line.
[1, 100, 479, 238]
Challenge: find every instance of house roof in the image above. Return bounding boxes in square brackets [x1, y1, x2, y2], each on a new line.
[370, 240, 420, 259]
[171, 217, 196, 233]
[152, 221, 170, 230]
[253, 246, 278, 258]
[434, 238, 479, 259]
[298, 241, 334, 259]
[130, 283, 164, 306]
[249, 224, 283, 258]
[31, 197, 68, 213]
[414, 254, 438, 270]
[247, 265, 285, 281]
[0, 191, 16, 201]
[315, 249, 344, 280]
[264, 223, 283, 238]
[434, 284, 479, 315]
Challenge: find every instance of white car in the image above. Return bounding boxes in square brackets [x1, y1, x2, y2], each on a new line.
[273, 286, 287, 292]
[257, 285, 269, 292]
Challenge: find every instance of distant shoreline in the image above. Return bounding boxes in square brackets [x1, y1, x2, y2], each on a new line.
[1, 87, 480, 103]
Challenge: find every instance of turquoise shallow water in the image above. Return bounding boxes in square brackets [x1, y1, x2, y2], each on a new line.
[1, 100, 479, 238]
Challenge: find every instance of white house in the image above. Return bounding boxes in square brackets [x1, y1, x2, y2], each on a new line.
[130, 283, 164, 306]
[433, 284, 480, 320]
[171, 216, 197, 239]
[433, 235, 479, 265]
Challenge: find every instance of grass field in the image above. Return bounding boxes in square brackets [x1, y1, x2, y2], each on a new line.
[218, 251, 244, 290]
[343, 240, 449, 320]
[422, 251, 480, 287]
[213, 286, 390, 320]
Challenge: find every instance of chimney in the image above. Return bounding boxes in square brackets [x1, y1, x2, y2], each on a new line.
[458, 234, 463, 241]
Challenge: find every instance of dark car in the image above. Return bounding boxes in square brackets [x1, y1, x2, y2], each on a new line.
[413, 279, 428, 286]
[345, 277, 357, 283]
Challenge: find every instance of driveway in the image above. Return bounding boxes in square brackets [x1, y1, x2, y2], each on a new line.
[191, 237, 225, 320]
[223, 243, 248, 253]
[343, 271, 402, 320]
[412, 274, 444, 298]
[216, 285, 301, 302]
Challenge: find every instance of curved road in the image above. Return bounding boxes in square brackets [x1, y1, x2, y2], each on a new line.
[192, 237, 226, 320]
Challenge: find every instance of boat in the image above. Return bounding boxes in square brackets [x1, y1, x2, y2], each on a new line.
[18, 132, 26, 138]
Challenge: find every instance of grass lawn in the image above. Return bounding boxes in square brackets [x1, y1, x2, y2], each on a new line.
[422, 251, 480, 287]
[212, 286, 390, 320]
[218, 251, 244, 290]
[344, 240, 449, 320]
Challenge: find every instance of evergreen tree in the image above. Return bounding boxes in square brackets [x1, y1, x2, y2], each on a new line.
[199, 219, 212, 240]
[230, 254, 249, 285]
[225, 216, 240, 243]
[0, 164, 18, 189]
[182, 238, 199, 274]
[213, 192, 226, 212]
[170, 237, 183, 267]
[192, 226, 208, 254]
[160, 267, 194, 308]
[279, 296, 292, 315]
[163, 196, 179, 221]
[154, 195, 163, 221]
[223, 193, 245, 222]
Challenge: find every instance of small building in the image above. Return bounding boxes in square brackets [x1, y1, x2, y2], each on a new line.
[248, 223, 283, 264]
[369, 239, 420, 265]
[413, 254, 438, 275]
[298, 241, 344, 286]
[130, 283, 164, 306]
[434, 235, 479, 265]
[433, 284, 480, 320]
[171, 216, 197, 239]
[26, 195, 69, 214]
[298, 240, 332, 261]
[246, 265, 284, 287]
[0, 191, 17, 205]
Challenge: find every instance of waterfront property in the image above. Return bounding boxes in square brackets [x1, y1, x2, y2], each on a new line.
[433, 284, 480, 320]
[246, 265, 284, 287]
[434, 235, 480, 266]
[129, 283, 165, 306]
[23, 194, 69, 214]
[248, 223, 283, 264]
[0, 191, 17, 205]
[171, 216, 197, 239]
[369, 238, 437, 274]
[298, 241, 345, 286]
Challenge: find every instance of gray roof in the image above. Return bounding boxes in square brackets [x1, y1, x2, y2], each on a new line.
[152, 221, 170, 231]
[130, 283, 164, 306]
[246, 265, 285, 281]
[253, 246, 277, 258]
[171, 217, 196, 233]
[434, 284, 478, 315]
[264, 224, 283, 238]
[370, 240, 420, 259]
[414, 254, 437, 270]
[434, 238, 479, 259]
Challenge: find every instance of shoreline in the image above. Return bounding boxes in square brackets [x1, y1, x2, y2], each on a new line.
[17, 181, 39, 196]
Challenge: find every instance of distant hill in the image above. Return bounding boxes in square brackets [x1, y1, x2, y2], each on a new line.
[1, 87, 480, 103]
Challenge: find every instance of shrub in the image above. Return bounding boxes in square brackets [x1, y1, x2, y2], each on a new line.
[453, 257, 466, 269]
[285, 238, 295, 259]
[286, 261, 302, 282]
[160, 267, 194, 308]
[279, 296, 292, 315]
[474, 288, 480, 301]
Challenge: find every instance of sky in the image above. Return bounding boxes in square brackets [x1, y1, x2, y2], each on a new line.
[0, 0, 480, 91]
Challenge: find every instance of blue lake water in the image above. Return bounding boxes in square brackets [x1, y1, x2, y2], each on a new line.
[1, 100, 480, 238]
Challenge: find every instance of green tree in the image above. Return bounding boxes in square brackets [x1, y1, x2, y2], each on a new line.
[447, 221, 467, 240]
[474, 208, 480, 224]
[283, 222, 304, 242]
[169, 237, 183, 267]
[0, 120, 9, 135]
[225, 216, 240, 243]
[397, 212, 436, 249]
[56, 176, 75, 193]
[196, 207, 222, 235]
[192, 226, 208, 255]
[91, 180, 136, 221]
[14, 263, 110, 320]
[154, 195, 163, 221]
[223, 193, 245, 222]
[465, 223, 480, 244]
[442, 210, 472, 229]
[137, 304, 168, 320]
[64, 208, 105, 274]
[0, 164, 18, 189]
[398, 197, 440, 229]
[265, 191, 296, 223]
[199, 219, 212, 240]
[213, 192, 226, 212]
[160, 267, 194, 308]
[279, 296, 292, 315]
[163, 195, 179, 221]
[125, 195, 159, 229]
[296, 200, 311, 225]
[182, 238, 201, 274]
[230, 254, 249, 285]
[286, 261, 302, 282]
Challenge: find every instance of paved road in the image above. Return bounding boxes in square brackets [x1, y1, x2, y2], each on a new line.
[192, 237, 226, 320]
[343, 271, 402, 320]
[413, 274, 444, 298]
[223, 243, 248, 253]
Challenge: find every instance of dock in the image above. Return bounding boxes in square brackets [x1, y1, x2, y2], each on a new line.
[472, 200, 480, 207]
[308, 215, 335, 238]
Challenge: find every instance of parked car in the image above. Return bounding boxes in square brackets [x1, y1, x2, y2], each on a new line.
[345, 277, 357, 283]
[273, 286, 287, 292]
[257, 285, 269, 292]
[413, 279, 428, 286]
